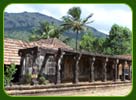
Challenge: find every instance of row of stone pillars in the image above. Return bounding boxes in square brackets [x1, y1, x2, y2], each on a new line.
[115, 60, 132, 81]
[55, 50, 132, 84]
[55, 51, 82, 84]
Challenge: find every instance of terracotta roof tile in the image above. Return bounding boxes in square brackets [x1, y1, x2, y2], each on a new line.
[4, 38, 30, 65]
[4, 38, 73, 65]
[30, 38, 73, 50]
[5, 38, 131, 65]
[116, 55, 132, 60]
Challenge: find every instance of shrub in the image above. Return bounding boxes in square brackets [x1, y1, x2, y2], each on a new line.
[38, 76, 49, 85]
[4, 63, 17, 86]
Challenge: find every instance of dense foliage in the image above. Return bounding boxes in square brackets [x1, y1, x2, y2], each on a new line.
[103, 24, 131, 55]
[80, 24, 131, 55]
[80, 31, 96, 52]
[29, 21, 64, 41]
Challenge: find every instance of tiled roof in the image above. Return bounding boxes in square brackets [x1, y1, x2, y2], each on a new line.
[4, 38, 73, 65]
[30, 38, 73, 50]
[4, 38, 30, 65]
[4, 38, 131, 65]
[116, 55, 132, 60]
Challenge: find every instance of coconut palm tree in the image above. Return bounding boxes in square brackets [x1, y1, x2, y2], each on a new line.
[62, 7, 94, 50]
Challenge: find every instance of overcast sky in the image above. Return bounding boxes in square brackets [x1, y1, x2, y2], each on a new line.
[5, 4, 132, 34]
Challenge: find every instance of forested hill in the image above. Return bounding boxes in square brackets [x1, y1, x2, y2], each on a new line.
[4, 12, 107, 41]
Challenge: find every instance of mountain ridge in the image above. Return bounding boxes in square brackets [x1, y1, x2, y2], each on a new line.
[4, 12, 107, 41]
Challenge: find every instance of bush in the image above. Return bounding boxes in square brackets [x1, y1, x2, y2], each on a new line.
[38, 76, 48, 85]
[4, 63, 17, 86]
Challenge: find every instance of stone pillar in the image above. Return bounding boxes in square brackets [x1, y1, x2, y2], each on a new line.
[114, 59, 119, 81]
[31, 53, 39, 85]
[89, 57, 95, 82]
[103, 58, 108, 82]
[31, 65, 38, 85]
[73, 54, 81, 84]
[56, 50, 65, 84]
[19, 55, 25, 83]
[117, 63, 119, 80]
[128, 62, 132, 81]
[39, 54, 49, 76]
[22, 53, 33, 83]
[122, 61, 127, 81]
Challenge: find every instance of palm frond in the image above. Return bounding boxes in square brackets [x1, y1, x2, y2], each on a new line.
[82, 13, 93, 24]
[85, 20, 94, 24]
[68, 7, 81, 20]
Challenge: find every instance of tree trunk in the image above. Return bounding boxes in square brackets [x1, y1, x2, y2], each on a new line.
[76, 31, 79, 51]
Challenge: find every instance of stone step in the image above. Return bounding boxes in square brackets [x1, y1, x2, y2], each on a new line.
[5, 82, 131, 96]
[5, 81, 131, 90]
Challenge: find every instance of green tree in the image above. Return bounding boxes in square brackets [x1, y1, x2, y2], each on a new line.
[104, 24, 131, 55]
[62, 7, 94, 50]
[29, 32, 41, 41]
[80, 31, 95, 52]
[29, 21, 63, 41]
[80, 31, 105, 53]
[93, 38, 105, 54]
[59, 35, 71, 44]
[122, 27, 132, 54]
